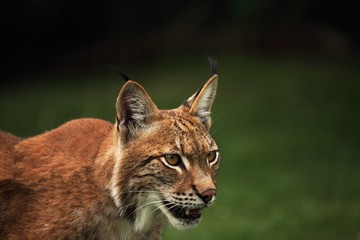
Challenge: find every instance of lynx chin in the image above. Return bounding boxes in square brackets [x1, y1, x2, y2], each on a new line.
[0, 62, 221, 240]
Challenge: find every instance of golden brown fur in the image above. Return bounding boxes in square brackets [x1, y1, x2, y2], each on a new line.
[0, 72, 220, 240]
[0, 131, 21, 180]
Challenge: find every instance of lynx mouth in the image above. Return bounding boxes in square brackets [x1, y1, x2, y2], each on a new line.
[162, 201, 202, 221]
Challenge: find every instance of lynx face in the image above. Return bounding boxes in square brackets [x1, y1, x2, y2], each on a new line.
[111, 74, 220, 230]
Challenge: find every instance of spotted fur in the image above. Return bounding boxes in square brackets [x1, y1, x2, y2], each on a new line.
[0, 72, 220, 239]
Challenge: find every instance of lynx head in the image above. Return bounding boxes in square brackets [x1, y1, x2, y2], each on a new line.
[111, 65, 220, 231]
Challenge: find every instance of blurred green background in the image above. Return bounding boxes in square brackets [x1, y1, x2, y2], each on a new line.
[1, 1, 359, 239]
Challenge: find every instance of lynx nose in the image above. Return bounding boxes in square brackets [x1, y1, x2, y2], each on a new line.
[200, 189, 217, 204]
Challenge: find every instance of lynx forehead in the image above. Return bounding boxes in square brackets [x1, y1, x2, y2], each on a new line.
[0, 61, 220, 240]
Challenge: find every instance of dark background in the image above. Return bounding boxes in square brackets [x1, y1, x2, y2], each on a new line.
[1, 0, 359, 80]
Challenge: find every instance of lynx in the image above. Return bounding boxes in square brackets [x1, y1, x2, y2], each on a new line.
[0, 63, 220, 240]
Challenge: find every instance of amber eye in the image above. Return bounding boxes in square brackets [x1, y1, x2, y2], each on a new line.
[164, 154, 182, 166]
[208, 151, 218, 163]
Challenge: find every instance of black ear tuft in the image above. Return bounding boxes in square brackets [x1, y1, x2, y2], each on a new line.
[208, 56, 217, 75]
[110, 65, 131, 82]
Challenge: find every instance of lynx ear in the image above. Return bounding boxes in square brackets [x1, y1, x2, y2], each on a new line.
[116, 80, 158, 141]
[182, 74, 218, 129]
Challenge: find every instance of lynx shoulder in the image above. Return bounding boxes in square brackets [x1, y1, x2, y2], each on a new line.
[0, 65, 221, 240]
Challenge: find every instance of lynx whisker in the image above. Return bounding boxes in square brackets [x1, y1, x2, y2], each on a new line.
[149, 201, 174, 216]
[210, 124, 229, 136]
[127, 200, 165, 217]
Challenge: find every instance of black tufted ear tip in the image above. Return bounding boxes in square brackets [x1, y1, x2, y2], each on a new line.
[207, 56, 217, 76]
[110, 65, 131, 82]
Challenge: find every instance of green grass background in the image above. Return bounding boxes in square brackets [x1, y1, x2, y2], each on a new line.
[1, 54, 359, 239]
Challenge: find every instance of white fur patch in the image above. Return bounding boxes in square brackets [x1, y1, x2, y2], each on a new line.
[181, 155, 190, 170]
[111, 137, 123, 208]
[209, 151, 220, 167]
[195, 86, 216, 118]
[134, 193, 161, 232]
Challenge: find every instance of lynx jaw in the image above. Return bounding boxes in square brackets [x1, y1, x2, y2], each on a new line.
[160, 200, 203, 229]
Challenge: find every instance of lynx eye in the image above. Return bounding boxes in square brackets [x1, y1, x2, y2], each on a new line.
[164, 154, 182, 166]
[208, 150, 218, 164]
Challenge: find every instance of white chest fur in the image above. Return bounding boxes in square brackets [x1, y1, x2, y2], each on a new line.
[97, 218, 140, 240]
[96, 194, 162, 240]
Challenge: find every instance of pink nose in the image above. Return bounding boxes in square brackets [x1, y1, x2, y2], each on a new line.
[200, 189, 217, 204]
